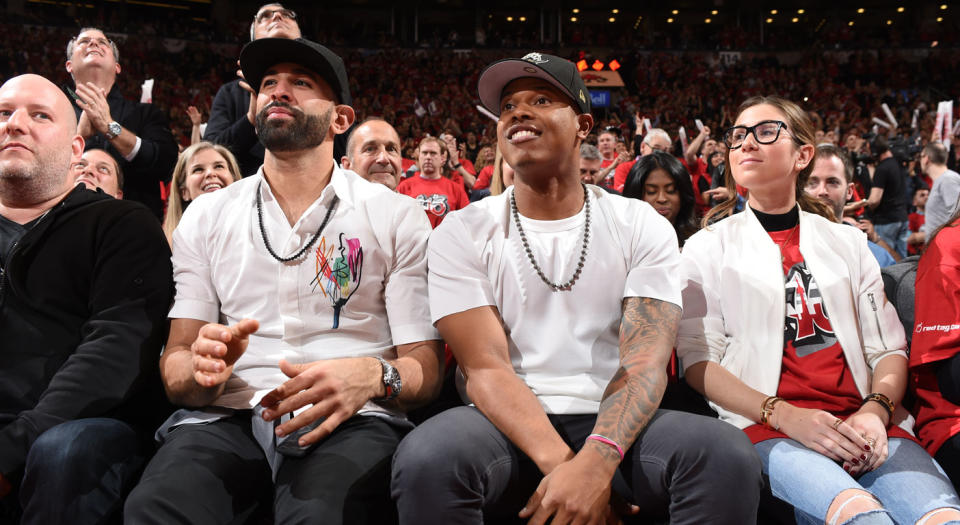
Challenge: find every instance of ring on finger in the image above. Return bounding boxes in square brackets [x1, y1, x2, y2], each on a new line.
[865, 436, 877, 448]
[832, 417, 843, 431]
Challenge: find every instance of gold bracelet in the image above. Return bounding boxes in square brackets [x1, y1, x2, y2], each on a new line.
[760, 396, 783, 428]
[862, 393, 895, 422]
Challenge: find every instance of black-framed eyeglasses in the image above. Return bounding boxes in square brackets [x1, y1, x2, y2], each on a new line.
[256, 8, 297, 24]
[723, 120, 798, 149]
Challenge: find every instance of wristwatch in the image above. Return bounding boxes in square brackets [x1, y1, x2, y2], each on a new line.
[373, 356, 401, 402]
[105, 121, 122, 140]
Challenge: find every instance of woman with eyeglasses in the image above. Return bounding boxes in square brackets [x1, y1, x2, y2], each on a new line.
[677, 96, 960, 525]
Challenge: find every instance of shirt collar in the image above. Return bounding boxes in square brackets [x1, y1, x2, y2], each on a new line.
[255, 162, 354, 209]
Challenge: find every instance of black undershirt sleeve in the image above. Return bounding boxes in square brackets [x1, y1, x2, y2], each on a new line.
[937, 354, 960, 406]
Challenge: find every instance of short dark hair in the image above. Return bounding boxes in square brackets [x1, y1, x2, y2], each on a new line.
[815, 144, 853, 184]
[85, 147, 124, 189]
[872, 135, 890, 156]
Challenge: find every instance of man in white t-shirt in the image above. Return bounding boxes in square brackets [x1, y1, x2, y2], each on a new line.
[391, 52, 761, 525]
[124, 38, 442, 524]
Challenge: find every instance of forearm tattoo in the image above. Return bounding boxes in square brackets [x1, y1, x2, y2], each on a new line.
[592, 297, 681, 461]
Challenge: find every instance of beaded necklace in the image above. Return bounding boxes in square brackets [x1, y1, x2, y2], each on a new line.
[509, 184, 591, 292]
[256, 180, 338, 263]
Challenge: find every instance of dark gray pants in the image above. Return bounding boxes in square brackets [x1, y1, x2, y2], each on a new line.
[124, 413, 406, 525]
[391, 406, 762, 525]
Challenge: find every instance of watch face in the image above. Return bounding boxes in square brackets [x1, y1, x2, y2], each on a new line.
[108, 122, 121, 137]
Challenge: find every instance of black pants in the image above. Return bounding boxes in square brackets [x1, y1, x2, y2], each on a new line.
[124, 414, 406, 524]
[391, 406, 763, 525]
[936, 432, 960, 494]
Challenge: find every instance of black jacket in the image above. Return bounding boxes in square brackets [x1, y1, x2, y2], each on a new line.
[205, 79, 265, 177]
[69, 86, 179, 220]
[205, 79, 352, 177]
[0, 187, 173, 476]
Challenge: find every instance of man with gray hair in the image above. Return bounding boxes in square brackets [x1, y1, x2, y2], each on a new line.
[206, 3, 300, 176]
[579, 143, 603, 185]
[911, 142, 960, 245]
[65, 27, 177, 219]
[613, 128, 672, 192]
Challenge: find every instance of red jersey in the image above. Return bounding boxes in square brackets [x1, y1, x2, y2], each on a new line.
[908, 212, 925, 256]
[745, 227, 913, 444]
[474, 165, 493, 191]
[910, 221, 960, 455]
[613, 158, 637, 193]
[397, 175, 469, 229]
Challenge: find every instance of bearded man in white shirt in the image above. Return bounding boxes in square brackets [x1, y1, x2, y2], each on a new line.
[125, 38, 442, 524]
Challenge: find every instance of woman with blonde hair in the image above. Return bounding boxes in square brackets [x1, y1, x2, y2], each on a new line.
[678, 95, 960, 525]
[163, 142, 241, 243]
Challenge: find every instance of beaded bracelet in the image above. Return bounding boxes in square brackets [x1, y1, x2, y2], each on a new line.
[862, 392, 895, 422]
[586, 434, 624, 461]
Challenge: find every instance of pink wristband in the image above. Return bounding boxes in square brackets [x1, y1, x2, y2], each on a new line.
[586, 433, 624, 460]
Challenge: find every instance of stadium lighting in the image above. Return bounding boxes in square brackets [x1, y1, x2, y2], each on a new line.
[520, 16, 527, 21]
[798, 9, 805, 14]
[570, 16, 578, 22]
[792, 17, 799, 22]
[705, 18, 712, 23]
[591, 60, 604, 71]
[938, 16, 944, 21]
[576, 59, 588, 71]
[608, 17, 616, 22]
[848, 20, 855, 26]
[887, 19, 892, 24]
[608, 59, 621, 71]
[612, 9, 619, 14]
[711, 10, 718, 15]
[770, 9, 778, 14]
[897, 7, 905, 12]
[667, 17, 674, 23]
[857, 8, 865, 14]
[506, 16, 513, 21]
[671, 9, 678, 14]
[941, 4, 948, 10]
[766, 18, 773, 23]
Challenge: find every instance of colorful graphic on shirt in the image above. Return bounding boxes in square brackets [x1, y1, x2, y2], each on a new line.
[784, 262, 837, 356]
[415, 193, 450, 217]
[311, 233, 363, 329]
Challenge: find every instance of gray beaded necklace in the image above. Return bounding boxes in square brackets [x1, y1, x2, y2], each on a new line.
[509, 184, 591, 292]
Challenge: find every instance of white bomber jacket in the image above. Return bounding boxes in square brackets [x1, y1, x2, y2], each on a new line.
[676, 206, 911, 431]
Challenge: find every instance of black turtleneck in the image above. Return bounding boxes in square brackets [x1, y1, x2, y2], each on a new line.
[752, 206, 799, 232]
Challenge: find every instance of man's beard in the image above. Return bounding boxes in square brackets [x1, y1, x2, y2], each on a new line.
[256, 101, 332, 152]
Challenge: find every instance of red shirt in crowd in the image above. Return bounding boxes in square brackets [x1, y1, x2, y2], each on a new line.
[396, 175, 469, 229]
[613, 158, 636, 193]
[908, 212, 925, 256]
[474, 165, 493, 191]
[910, 220, 960, 456]
[744, 227, 913, 444]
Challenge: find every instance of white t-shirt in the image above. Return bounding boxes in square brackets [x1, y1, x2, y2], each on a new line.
[428, 185, 681, 414]
[170, 166, 438, 415]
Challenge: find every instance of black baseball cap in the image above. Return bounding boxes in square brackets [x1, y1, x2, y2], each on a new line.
[239, 37, 352, 105]
[478, 52, 590, 117]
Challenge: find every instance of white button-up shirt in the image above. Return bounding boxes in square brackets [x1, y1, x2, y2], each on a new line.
[170, 166, 437, 417]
